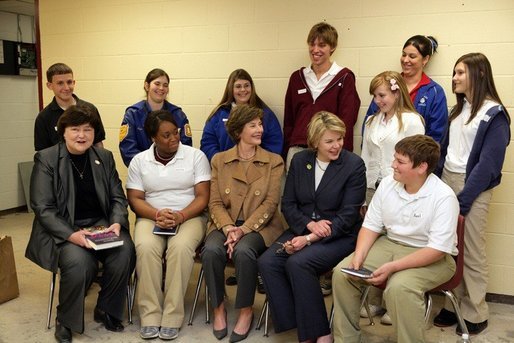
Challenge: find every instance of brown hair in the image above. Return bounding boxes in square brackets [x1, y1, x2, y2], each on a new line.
[225, 104, 263, 143]
[395, 134, 440, 174]
[368, 71, 423, 132]
[46, 63, 73, 82]
[206, 69, 267, 122]
[57, 104, 100, 139]
[144, 68, 170, 94]
[307, 22, 338, 52]
[307, 111, 346, 149]
[450, 53, 510, 124]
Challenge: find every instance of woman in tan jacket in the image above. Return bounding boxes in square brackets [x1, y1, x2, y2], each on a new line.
[201, 104, 284, 342]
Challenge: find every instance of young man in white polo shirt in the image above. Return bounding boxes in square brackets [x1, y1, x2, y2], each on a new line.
[332, 134, 459, 343]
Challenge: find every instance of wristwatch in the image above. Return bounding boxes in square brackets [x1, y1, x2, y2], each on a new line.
[305, 234, 311, 246]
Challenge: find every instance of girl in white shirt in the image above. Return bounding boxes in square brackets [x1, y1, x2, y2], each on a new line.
[433, 53, 511, 335]
[360, 71, 425, 324]
[362, 71, 425, 204]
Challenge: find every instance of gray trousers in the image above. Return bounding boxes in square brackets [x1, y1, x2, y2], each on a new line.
[57, 228, 135, 333]
[201, 230, 266, 309]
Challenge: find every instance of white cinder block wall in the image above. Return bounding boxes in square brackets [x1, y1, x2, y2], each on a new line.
[0, 12, 38, 210]
[36, 1, 514, 295]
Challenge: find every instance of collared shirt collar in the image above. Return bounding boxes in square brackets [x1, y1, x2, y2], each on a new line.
[393, 173, 436, 200]
[304, 61, 341, 77]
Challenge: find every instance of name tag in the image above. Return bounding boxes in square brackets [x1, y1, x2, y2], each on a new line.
[222, 118, 228, 122]
[297, 88, 307, 94]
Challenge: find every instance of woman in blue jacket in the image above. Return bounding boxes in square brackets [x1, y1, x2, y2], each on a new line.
[365, 35, 447, 142]
[200, 69, 283, 161]
[119, 68, 192, 167]
[433, 53, 510, 336]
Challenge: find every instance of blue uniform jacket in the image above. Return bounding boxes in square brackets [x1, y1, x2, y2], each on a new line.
[365, 78, 448, 142]
[119, 100, 192, 166]
[436, 105, 511, 215]
[200, 105, 284, 161]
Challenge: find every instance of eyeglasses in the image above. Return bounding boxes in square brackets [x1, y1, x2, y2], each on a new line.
[275, 241, 293, 255]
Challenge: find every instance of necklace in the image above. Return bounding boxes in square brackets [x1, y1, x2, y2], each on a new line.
[316, 159, 328, 171]
[70, 157, 88, 179]
[238, 147, 256, 161]
[155, 147, 176, 162]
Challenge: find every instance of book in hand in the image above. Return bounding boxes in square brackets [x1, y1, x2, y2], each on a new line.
[84, 225, 124, 250]
[340, 267, 374, 279]
[153, 225, 179, 236]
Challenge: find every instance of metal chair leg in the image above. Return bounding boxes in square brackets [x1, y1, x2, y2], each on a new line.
[329, 302, 334, 329]
[205, 282, 210, 324]
[256, 298, 267, 330]
[46, 272, 57, 329]
[442, 290, 469, 337]
[127, 273, 137, 324]
[360, 285, 375, 326]
[188, 267, 205, 325]
[424, 293, 433, 323]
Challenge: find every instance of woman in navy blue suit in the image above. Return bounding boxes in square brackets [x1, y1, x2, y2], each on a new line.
[258, 111, 366, 342]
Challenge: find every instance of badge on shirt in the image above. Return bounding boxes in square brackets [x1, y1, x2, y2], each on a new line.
[297, 88, 307, 94]
[119, 124, 129, 142]
[184, 123, 192, 137]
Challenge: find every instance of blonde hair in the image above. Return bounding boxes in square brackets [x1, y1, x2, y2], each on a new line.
[368, 71, 422, 132]
[307, 111, 346, 149]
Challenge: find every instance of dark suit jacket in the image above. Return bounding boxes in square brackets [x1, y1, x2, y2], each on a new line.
[25, 143, 129, 272]
[282, 149, 366, 241]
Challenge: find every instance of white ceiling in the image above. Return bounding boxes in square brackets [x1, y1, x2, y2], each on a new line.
[0, 0, 35, 16]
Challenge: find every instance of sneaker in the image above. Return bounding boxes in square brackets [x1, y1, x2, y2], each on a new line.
[433, 308, 458, 327]
[380, 312, 392, 325]
[159, 327, 179, 340]
[140, 326, 159, 339]
[257, 273, 266, 294]
[320, 281, 332, 296]
[359, 304, 385, 318]
[456, 319, 488, 335]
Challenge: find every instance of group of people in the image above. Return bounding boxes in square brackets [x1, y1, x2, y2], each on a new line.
[25, 20, 510, 343]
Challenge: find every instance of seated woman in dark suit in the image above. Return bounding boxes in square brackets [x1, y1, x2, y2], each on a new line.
[258, 111, 366, 343]
[202, 104, 285, 342]
[25, 105, 136, 343]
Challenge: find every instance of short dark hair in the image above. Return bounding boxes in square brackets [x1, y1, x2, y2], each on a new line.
[56, 104, 100, 138]
[395, 134, 440, 174]
[46, 63, 73, 82]
[225, 105, 263, 143]
[144, 110, 178, 138]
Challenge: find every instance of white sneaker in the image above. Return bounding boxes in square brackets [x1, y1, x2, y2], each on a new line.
[380, 312, 392, 325]
[359, 304, 385, 318]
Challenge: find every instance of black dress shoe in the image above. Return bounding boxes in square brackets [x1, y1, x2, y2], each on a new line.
[457, 319, 488, 335]
[226, 275, 237, 286]
[94, 307, 124, 332]
[229, 314, 253, 343]
[55, 320, 72, 343]
[213, 309, 227, 340]
[433, 308, 457, 327]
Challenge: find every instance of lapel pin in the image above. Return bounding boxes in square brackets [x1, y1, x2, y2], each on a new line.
[95, 160, 100, 165]
[306, 163, 312, 170]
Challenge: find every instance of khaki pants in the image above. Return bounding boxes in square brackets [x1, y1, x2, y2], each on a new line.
[332, 236, 455, 343]
[135, 215, 206, 327]
[442, 168, 492, 323]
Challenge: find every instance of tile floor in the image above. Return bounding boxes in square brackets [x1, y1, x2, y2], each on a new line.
[0, 211, 512, 342]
